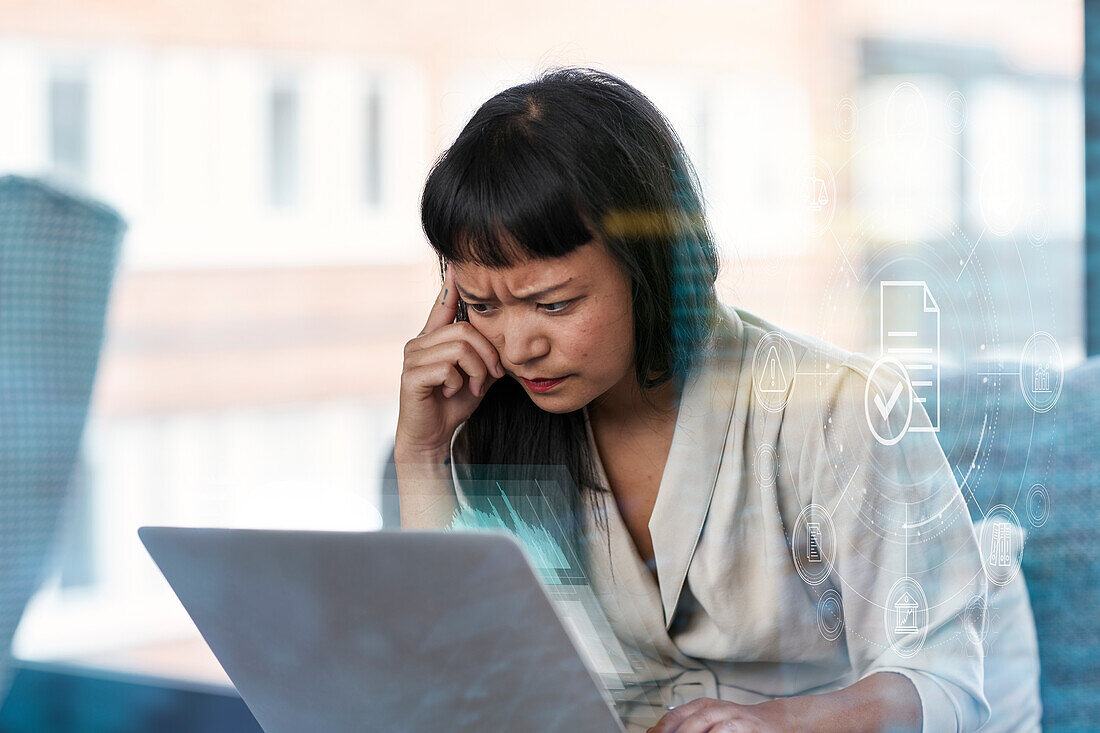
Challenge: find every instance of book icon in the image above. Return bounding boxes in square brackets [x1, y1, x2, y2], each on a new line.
[990, 522, 1014, 568]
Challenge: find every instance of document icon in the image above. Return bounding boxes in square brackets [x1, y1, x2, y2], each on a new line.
[880, 281, 939, 432]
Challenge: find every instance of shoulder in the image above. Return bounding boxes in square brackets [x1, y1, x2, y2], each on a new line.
[722, 303, 868, 373]
[717, 303, 947, 485]
[713, 301, 878, 412]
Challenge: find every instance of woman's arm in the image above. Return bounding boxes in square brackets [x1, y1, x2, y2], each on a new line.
[394, 443, 460, 529]
[396, 263, 503, 529]
[756, 672, 920, 732]
[647, 672, 920, 733]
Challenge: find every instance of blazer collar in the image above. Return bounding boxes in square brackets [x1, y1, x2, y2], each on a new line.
[648, 303, 746, 628]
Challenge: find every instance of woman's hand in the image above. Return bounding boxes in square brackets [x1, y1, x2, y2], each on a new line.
[396, 263, 505, 458]
[646, 673, 921, 733]
[647, 698, 793, 733]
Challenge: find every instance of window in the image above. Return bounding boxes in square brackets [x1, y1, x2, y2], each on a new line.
[363, 81, 383, 207]
[268, 76, 299, 207]
[851, 41, 1084, 364]
[47, 65, 89, 187]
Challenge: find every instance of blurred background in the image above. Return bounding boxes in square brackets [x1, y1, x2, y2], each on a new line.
[0, 0, 1086, 730]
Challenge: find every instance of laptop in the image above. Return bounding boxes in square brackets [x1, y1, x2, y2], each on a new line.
[139, 526, 628, 733]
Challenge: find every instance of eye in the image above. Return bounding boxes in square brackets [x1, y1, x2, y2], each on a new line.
[539, 300, 574, 314]
[465, 301, 493, 315]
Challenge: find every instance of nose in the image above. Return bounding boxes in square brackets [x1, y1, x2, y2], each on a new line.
[500, 311, 551, 367]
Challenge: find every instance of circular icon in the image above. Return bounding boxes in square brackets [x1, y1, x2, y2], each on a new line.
[752, 332, 797, 412]
[979, 505, 1025, 587]
[1025, 206, 1049, 248]
[1019, 331, 1063, 413]
[946, 90, 967, 135]
[818, 588, 844, 641]
[979, 164, 1023, 236]
[864, 357, 915, 446]
[836, 97, 857, 141]
[885, 82, 928, 147]
[799, 155, 837, 238]
[754, 444, 779, 486]
[884, 577, 928, 658]
[1026, 484, 1050, 528]
[792, 504, 835, 586]
[963, 594, 989, 645]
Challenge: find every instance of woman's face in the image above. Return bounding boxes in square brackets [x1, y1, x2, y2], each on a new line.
[451, 241, 636, 415]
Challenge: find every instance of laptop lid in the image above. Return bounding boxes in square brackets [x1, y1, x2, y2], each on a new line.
[139, 527, 627, 733]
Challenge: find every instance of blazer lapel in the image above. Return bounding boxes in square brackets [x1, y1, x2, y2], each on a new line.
[648, 303, 746, 629]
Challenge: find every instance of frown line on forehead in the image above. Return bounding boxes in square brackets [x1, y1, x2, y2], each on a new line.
[453, 277, 575, 303]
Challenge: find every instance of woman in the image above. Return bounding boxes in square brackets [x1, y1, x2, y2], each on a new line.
[396, 68, 987, 732]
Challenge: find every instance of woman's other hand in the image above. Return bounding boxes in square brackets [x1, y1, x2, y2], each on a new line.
[396, 262, 505, 458]
[646, 698, 793, 733]
[646, 672, 921, 733]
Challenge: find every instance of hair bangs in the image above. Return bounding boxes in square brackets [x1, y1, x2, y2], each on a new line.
[422, 115, 594, 268]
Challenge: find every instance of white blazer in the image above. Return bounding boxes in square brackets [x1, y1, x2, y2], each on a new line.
[452, 302, 989, 733]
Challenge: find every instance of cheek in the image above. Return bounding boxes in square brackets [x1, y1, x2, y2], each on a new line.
[568, 310, 632, 363]
[590, 297, 632, 346]
[566, 314, 603, 349]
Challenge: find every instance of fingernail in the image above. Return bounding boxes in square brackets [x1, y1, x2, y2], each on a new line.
[494, 363, 505, 378]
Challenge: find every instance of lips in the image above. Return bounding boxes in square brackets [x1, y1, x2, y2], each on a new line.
[520, 376, 567, 393]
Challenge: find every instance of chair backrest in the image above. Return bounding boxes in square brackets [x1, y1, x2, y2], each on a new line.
[0, 176, 124, 700]
[939, 357, 1100, 730]
[972, 519, 1041, 732]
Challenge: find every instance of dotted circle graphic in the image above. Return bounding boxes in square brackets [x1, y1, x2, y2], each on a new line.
[818, 588, 845, 642]
[964, 594, 989, 645]
[754, 443, 779, 486]
[1026, 484, 1050, 528]
[836, 97, 857, 141]
[946, 90, 968, 135]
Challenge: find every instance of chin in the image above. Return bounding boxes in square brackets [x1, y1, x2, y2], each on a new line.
[526, 395, 582, 415]
[515, 375, 589, 414]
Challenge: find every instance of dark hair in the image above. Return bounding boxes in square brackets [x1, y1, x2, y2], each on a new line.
[420, 67, 721, 557]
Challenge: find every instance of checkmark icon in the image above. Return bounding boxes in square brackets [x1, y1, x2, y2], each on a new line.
[874, 382, 904, 421]
[865, 357, 915, 446]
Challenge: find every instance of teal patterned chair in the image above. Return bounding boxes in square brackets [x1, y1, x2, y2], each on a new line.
[939, 358, 1100, 732]
[0, 176, 124, 701]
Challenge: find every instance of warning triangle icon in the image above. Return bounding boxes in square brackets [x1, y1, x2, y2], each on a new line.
[760, 345, 788, 393]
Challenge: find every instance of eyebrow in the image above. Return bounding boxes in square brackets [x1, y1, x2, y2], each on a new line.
[454, 279, 575, 302]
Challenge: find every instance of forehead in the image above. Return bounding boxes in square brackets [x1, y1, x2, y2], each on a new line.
[452, 242, 609, 295]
